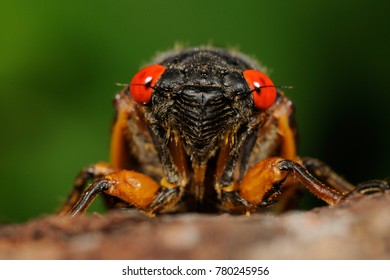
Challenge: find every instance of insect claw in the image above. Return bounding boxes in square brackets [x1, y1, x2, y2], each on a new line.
[258, 200, 278, 207]
[146, 187, 181, 214]
[273, 175, 288, 194]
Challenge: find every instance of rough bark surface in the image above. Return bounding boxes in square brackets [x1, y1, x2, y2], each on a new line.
[0, 192, 389, 259]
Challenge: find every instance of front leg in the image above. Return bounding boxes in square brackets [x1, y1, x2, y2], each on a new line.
[57, 162, 113, 215]
[66, 170, 182, 217]
[301, 157, 355, 193]
[222, 157, 390, 213]
[221, 157, 344, 213]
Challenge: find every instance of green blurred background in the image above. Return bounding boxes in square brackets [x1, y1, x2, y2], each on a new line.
[1, 0, 389, 222]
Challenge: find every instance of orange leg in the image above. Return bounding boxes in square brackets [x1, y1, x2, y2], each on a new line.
[223, 157, 344, 213]
[66, 170, 182, 217]
[229, 157, 389, 213]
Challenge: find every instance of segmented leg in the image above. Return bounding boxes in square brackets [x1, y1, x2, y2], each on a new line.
[222, 157, 390, 213]
[221, 157, 344, 213]
[67, 170, 183, 217]
[302, 157, 355, 194]
[345, 179, 390, 198]
[276, 159, 342, 205]
[57, 162, 113, 215]
[302, 157, 389, 197]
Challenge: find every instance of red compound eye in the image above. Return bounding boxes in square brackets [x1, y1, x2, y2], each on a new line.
[243, 69, 277, 110]
[129, 64, 166, 104]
